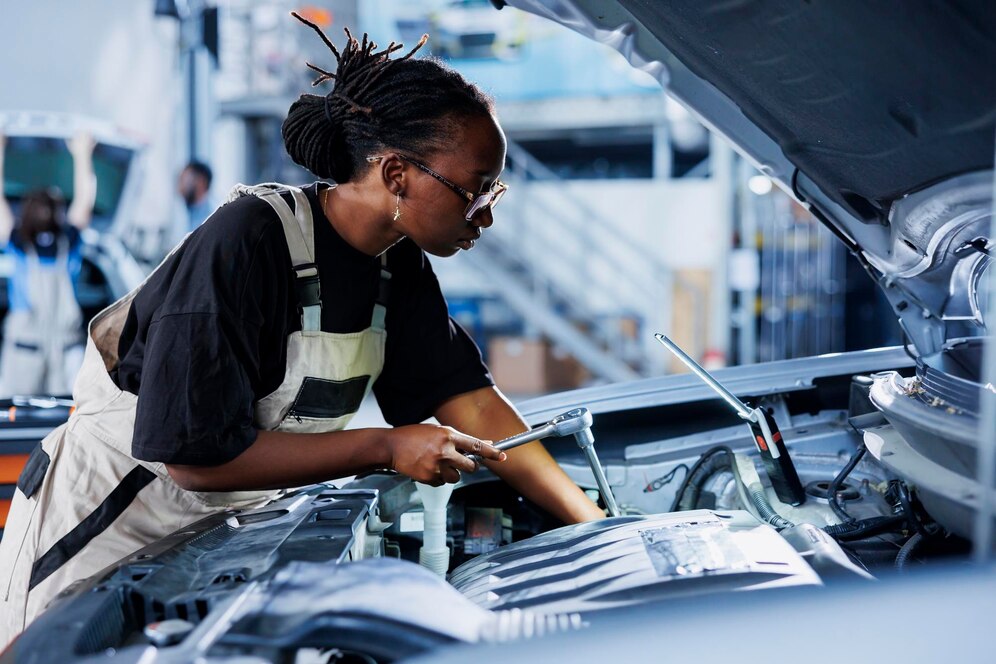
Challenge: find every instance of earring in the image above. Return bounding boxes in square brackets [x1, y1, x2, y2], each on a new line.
[393, 193, 401, 222]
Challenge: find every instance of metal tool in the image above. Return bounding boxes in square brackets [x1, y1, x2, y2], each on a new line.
[479, 408, 621, 517]
[655, 334, 806, 506]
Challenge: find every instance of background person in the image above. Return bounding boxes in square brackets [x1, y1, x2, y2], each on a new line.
[0, 130, 96, 396]
[177, 159, 213, 231]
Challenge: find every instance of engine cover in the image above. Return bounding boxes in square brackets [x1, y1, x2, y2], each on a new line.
[449, 510, 821, 615]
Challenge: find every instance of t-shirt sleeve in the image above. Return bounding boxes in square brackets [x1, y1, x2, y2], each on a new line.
[8, 230, 23, 255]
[373, 245, 493, 425]
[65, 225, 81, 249]
[65, 226, 83, 275]
[131, 313, 260, 465]
[130, 199, 283, 466]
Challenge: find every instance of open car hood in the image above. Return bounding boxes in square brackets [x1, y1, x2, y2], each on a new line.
[504, 0, 995, 356]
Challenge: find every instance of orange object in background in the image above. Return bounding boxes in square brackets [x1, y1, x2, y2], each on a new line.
[487, 337, 589, 395]
[0, 454, 29, 528]
[296, 6, 333, 27]
[0, 455, 28, 484]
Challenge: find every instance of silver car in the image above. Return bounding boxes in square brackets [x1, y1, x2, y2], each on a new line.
[3, 2, 994, 662]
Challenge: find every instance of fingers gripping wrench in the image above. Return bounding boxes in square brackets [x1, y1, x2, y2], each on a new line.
[475, 408, 621, 517]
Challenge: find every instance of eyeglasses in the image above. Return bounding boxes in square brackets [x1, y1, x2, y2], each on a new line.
[367, 154, 508, 221]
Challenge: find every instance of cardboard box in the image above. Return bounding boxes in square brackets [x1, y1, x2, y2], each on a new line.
[487, 337, 588, 395]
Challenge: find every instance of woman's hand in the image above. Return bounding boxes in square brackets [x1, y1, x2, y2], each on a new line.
[66, 131, 96, 158]
[386, 424, 506, 485]
[0, 130, 13, 244]
[66, 131, 98, 229]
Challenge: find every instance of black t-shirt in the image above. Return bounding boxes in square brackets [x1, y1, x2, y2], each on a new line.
[113, 183, 493, 466]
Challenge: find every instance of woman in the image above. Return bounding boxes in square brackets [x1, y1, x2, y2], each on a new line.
[0, 131, 96, 397]
[0, 18, 603, 647]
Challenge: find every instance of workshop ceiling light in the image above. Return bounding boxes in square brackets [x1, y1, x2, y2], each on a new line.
[748, 175, 773, 195]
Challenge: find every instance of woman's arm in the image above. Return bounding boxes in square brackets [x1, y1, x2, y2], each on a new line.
[434, 386, 605, 524]
[165, 423, 504, 492]
[66, 131, 97, 230]
[0, 132, 14, 245]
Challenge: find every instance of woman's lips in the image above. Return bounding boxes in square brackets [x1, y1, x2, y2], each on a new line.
[457, 231, 482, 250]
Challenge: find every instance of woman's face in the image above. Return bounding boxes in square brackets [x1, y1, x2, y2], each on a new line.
[396, 115, 507, 257]
[20, 192, 61, 235]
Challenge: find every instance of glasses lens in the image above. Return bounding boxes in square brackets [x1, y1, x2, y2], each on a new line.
[464, 183, 507, 219]
[465, 193, 492, 219]
[490, 184, 507, 208]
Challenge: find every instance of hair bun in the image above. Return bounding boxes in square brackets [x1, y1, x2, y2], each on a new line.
[284, 16, 493, 185]
[281, 93, 353, 182]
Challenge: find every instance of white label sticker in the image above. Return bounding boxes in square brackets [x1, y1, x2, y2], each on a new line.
[399, 511, 424, 533]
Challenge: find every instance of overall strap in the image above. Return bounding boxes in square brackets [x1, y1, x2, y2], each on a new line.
[229, 183, 321, 331]
[56, 234, 69, 256]
[371, 253, 391, 330]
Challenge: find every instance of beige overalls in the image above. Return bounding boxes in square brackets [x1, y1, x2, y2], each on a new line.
[0, 184, 390, 648]
[0, 237, 84, 397]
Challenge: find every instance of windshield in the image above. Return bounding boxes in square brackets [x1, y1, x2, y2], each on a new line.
[2, 136, 133, 228]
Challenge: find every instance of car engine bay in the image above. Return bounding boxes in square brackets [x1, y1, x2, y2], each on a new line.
[6, 346, 983, 664]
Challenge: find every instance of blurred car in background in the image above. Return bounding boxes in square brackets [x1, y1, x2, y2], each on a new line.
[0, 111, 146, 352]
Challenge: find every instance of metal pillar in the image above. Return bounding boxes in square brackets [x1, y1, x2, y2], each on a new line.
[710, 134, 734, 364]
[972, 140, 996, 563]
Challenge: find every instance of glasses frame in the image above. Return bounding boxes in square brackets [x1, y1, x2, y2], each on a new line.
[367, 154, 507, 221]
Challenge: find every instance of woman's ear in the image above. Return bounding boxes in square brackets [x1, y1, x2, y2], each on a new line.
[378, 153, 407, 196]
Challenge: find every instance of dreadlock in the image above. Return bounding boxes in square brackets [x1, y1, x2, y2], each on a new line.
[282, 12, 495, 183]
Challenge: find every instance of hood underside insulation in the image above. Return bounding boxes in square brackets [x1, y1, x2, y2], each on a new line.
[617, 0, 996, 222]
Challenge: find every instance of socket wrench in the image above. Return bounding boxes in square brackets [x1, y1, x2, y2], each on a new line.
[475, 407, 621, 517]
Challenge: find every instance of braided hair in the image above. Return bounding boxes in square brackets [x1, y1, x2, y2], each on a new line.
[283, 13, 495, 183]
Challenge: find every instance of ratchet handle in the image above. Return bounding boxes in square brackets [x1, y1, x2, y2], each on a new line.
[748, 409, 805, 506]
[466, 422, 554, 464]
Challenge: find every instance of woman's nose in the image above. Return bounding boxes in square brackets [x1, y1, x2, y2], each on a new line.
[472, 206, 494, 229]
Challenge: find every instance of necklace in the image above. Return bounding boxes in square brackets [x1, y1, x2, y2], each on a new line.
[320, 184, 339, 223]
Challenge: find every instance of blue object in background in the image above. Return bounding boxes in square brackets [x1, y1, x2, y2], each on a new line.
[447, 295, 485, 348]
[359, 0, 661, 102]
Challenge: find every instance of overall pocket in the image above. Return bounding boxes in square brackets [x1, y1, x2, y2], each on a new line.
[285, 375, 371, 422]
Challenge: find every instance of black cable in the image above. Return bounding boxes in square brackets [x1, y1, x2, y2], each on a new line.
[644, 464, 689, 493]
[895, 532, 924, 572]
[895, 481, 932, 537]
[670, 446, 733, 512]
[825, 515, 906, 541]
[827, 444, 866, 524]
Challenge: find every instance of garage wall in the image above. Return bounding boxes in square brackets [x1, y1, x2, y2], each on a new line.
[434, 174, 731, 373]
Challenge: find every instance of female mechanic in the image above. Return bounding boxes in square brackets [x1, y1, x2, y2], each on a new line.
[0, 16, 603, 646]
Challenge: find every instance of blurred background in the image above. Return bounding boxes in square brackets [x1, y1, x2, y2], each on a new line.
[0, 0, 902, 399]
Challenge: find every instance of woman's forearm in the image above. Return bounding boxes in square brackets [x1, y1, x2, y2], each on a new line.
[67, 133, 97, 229]
[435, 386, 604, 524]
[165, 427, 393, 492]
[0, 137, 12, 244]
[490, 439, 606, 524]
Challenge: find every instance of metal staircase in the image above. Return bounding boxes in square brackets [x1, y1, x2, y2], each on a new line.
[466, 140, 696, 382]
